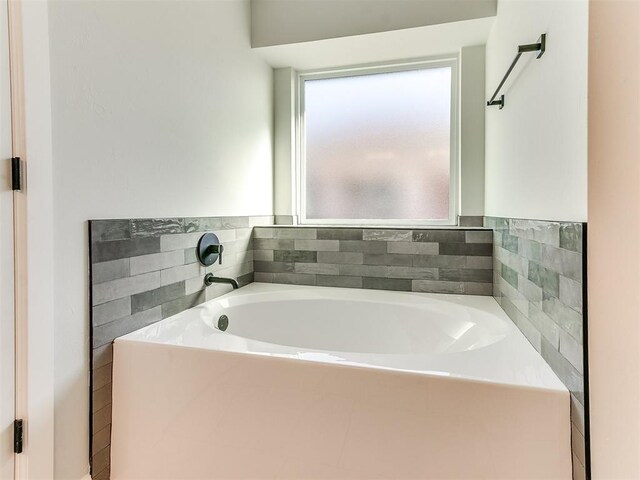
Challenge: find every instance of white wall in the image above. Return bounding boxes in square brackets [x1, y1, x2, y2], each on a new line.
[251, 0, 496, 47]
[460, 45, 486, 216]
[588, 0, 640, 477]
[47, 1, 273, 477]
[484, 0, 588, 222]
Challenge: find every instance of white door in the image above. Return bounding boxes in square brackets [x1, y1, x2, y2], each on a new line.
[0, 0, 15, 476]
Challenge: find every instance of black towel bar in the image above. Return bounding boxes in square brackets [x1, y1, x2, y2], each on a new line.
[487, 33, 546, 110]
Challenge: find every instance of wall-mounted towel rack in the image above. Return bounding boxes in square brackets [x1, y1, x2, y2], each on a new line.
[487, 33, 546, 109]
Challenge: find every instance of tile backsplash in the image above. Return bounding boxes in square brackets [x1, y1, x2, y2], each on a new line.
[253, 227, 493, 294]
[88, 215, 271, 480]
[91, 216, 592, 480]
[484, 216, 588, 480]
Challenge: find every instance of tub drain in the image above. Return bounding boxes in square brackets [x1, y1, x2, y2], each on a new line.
[217, 315, 229, 331]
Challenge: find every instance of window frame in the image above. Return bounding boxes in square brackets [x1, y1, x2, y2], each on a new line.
[295, 56, 460, 226]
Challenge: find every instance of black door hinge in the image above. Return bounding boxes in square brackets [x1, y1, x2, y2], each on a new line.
[14, 419, 23, 454]
[11, 157, 23, 191]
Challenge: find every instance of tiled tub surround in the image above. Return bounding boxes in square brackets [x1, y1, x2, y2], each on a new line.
[89, 215, 272, 479]
[484, 217, 588, 480]
[253, 227, 494, 295]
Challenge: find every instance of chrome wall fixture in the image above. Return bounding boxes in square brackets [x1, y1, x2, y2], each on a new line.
[487, 33, 546, 110]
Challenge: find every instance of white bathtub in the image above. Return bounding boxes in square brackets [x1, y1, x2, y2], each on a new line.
[111, 283, 571, 479]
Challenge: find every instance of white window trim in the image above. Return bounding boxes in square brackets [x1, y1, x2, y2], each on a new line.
[295, 56, 460, 226]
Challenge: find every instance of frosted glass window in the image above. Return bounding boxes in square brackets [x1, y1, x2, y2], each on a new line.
[302, 65, 453, 222]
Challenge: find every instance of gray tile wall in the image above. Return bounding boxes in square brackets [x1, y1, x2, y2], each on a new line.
[88, 215, 272, 480]
[484, 217, 588, 480]
[253, 227, 494, 295]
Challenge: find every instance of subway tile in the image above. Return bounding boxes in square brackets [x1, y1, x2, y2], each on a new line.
[458, 216, 483, 227]
[253, 250, 274, 261]
[254, 238, 295, 250]
[495, 245, 529, 276]
[560, 329, 584, 374]
[541, 338, 584, 401]
[318, 251, 364, 265]
[92, 425, 111, 457]
[464, 282, 493, 295]
[295, 263, 340, 275]
[441, 268, 493, 283]
[90, 220, 131, 243]
[254, 272, 274, 282]
[92, 271, 160, 305]
[339, 240, 387, 253]
[542, 293, 583, 343]
[93, 383, 112, 413]
[92, 467, 111, 480]
[131, 281, 185, 314]
[412, 280, 464, 294]
[528, 303, 560, 348]
[362, 277, 411, 291]
[509, 219, 560, 247]
[518, 276, 543, 307]
[274, 250, 317, 263]
[161, 291, 205, 318]
[237, 272, 254, 287]
[92, 237, 160, 263]
[362, 229, 412, 241]
[92, 405, 112, 436]
[92, 446, 111, 477]
[254, 261, 294, 273]
[572, 424, 587, 471]
[501, 297, 541, 352]
[465, 230, 493, 244]
[518, 238, 542, 262]
[183, 217, 224, 233]
[501, 264, 518, 288]
[386, 266, 438, 280]
[130, 250, 184, 276]
[560, 223, 583, 253]
[496, 275, 530, 317]
[387, 241, 438, 255]
[92, 344, 113, 370]
[160, 262, 201, 286]
[272, 228, 317, 239]
[213, 260, 253, 279]
[501, 233, 519, 253]
[316, 275, 362, 288]
[338, 264, 387, 277]
[184, 247, 198, 264]
[571, 394, 585, 435]
[92, 363, 112, 392]
[560, 275, 583, 314]
[413, 230, 465, 243]
[185, 275, 206, 295]
[573, 455, 586, 480]
[131, 218, 183, 237]
[271, 273, 316, 286]
[528, 261, 560, 297]
[539, 244, 582, 283]
[221, 216, 250, 229]
[93, 297, 131, 327]
[413, 255, 465, 268]
[439, 243, 492, 256]
[294, 239, 340, 251]
[92, 258, 130, 285]
[363, 253, 412, 266]
[465, 256, 493, 269]
[92, 306, 162, 348]
[317, 228, 363, 241]
[159, 232, 202, 252]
